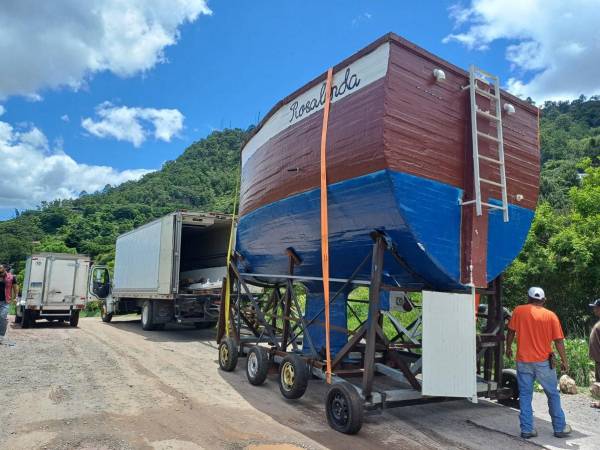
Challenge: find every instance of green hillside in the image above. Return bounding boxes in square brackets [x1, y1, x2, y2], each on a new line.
[504, 96, 600, 330]
[2, 97, 600, 331]
[0, 127, 248, 270]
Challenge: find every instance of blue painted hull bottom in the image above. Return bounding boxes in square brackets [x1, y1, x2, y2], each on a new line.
[237, 169, 534, 355]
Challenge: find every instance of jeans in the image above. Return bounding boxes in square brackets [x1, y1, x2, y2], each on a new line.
[517, 361, 567, 433]
[0, 302, 9, 336]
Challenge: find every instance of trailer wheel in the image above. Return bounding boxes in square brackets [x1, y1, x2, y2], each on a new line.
[246, 346, 270, 386]
[69, 310, 80, 327]
[194, 321, 217, 329]
[21, 309, 33, 329]
[218, 337, 238, 372]
[278, 354, 309, 400]
[101, 304, 113, 323]
[325, 382, 364, 434]
[141, 301, 156, 331]
[499, 368, 519, 407]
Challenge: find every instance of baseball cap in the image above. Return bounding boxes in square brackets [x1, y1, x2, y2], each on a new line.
[589, 299, 600, 308]
[528, 287, 545, 300]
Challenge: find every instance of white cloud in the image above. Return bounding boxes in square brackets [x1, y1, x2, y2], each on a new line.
[82, 102, 184, 147]
[444, 0, 600, 101]
[352, 12, 373, 26]
[0, 0, 211, 99]
[0, 120, 151, 209]
[61, 114, 70, 122]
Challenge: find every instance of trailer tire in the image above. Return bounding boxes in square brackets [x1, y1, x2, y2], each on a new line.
[278, 354, 309, 400]
[499, 368, 519, 407]
[218, 337, 238, 372]
[246, 346, 270, 386]
[21, 310, 33, 329]
[69, 310, 80, 327]
[194, 321, 217, 329]
[101, 304, 113, 323]
[325, 382, 364, 434]
[141, 301, 156, 331]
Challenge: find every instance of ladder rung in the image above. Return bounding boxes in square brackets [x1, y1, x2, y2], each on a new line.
[478, 154, 502, 165]
[475, 67, 499, 80]
[474, 87, 496, 100]
[477, 131, 500, 143]
[481, 178, 503, 187]
[481, 202, 505, 210]
[462, 200, 506, 210]
[476, 108, 500, 121]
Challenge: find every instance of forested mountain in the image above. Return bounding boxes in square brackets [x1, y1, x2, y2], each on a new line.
[2, 97, 600, 330]
[504, 96, 600, 330]
[0, 128, 248, 270]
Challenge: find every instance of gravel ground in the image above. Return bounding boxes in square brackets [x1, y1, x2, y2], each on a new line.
[0, 315, 598, 450]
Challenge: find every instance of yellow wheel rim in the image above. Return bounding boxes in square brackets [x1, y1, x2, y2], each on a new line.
[220, 344, 229, 365]
[282, 362, 295, 390]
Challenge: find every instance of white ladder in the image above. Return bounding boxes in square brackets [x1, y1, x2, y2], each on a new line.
[462, 65, 509, 222]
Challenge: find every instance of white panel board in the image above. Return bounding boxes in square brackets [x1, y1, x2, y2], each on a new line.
[114, 219, 163, 291]
[422, 290, 477, 400]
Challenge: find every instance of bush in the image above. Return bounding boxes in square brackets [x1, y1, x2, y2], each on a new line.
[564, 338, 594, 386]
[82, 299, 102, 317]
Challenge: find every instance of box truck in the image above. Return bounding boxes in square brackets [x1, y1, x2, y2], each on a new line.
[90, 211, 232, 330]
[15, 253, 91, 328]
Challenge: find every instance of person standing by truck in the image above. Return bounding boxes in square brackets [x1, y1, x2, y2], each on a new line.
[505, 287, 572, 439]
[0, 264, 18, 343]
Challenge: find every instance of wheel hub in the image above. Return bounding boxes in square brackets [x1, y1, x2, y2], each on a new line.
[331, 392, 349, 424]
[248, 352, 258, 377]
[282, 362, 295, 390]
[220, 345, 229, 365]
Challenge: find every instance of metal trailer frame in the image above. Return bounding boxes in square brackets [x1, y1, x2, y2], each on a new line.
[216, 231, 515, 434]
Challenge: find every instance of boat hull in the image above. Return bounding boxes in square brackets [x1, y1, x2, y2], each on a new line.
[237, 169, 534, 290]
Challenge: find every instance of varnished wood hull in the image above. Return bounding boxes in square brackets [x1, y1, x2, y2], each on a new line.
[237, 33, 540, 293]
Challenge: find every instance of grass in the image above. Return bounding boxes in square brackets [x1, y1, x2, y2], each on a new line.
[564, 338, 594, 386]
[347, 287, 422, 341]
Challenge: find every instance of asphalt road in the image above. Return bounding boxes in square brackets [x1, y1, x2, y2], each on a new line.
[0, 316, 598, 450]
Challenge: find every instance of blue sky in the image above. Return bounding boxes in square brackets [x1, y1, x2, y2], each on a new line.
[1, 0, 598, 220]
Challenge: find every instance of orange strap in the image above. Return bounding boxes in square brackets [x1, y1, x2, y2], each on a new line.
[320, 67, 334, 383]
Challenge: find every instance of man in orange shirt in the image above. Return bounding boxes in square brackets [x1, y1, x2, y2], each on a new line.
[506, 287, 572, 439]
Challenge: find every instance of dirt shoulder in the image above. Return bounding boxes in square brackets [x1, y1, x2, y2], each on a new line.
[0, 316, 597, 450]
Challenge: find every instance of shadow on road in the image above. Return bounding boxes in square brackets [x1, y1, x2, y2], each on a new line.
[215, 351, 593, 450]
[99, 316, 218, 345]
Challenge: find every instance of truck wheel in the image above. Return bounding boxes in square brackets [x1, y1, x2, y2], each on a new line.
[141, 301, 156, 331]
[14, 307, 22, 324]
[278, 354, 309, 399]
[101, 304, 113, 323]
[21, 310, 33, 329]
[326, 382, 364, 434]
[218, 337, 238, 372]
[499, 368, 519, 407]
[194, 321, 217, 329]
[246, 346, 270, 386]
[69, 310, 80, 327]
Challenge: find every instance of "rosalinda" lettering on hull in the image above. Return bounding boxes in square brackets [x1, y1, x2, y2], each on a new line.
[288, 68, 361, 124]
[241, 42, 390, 167]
